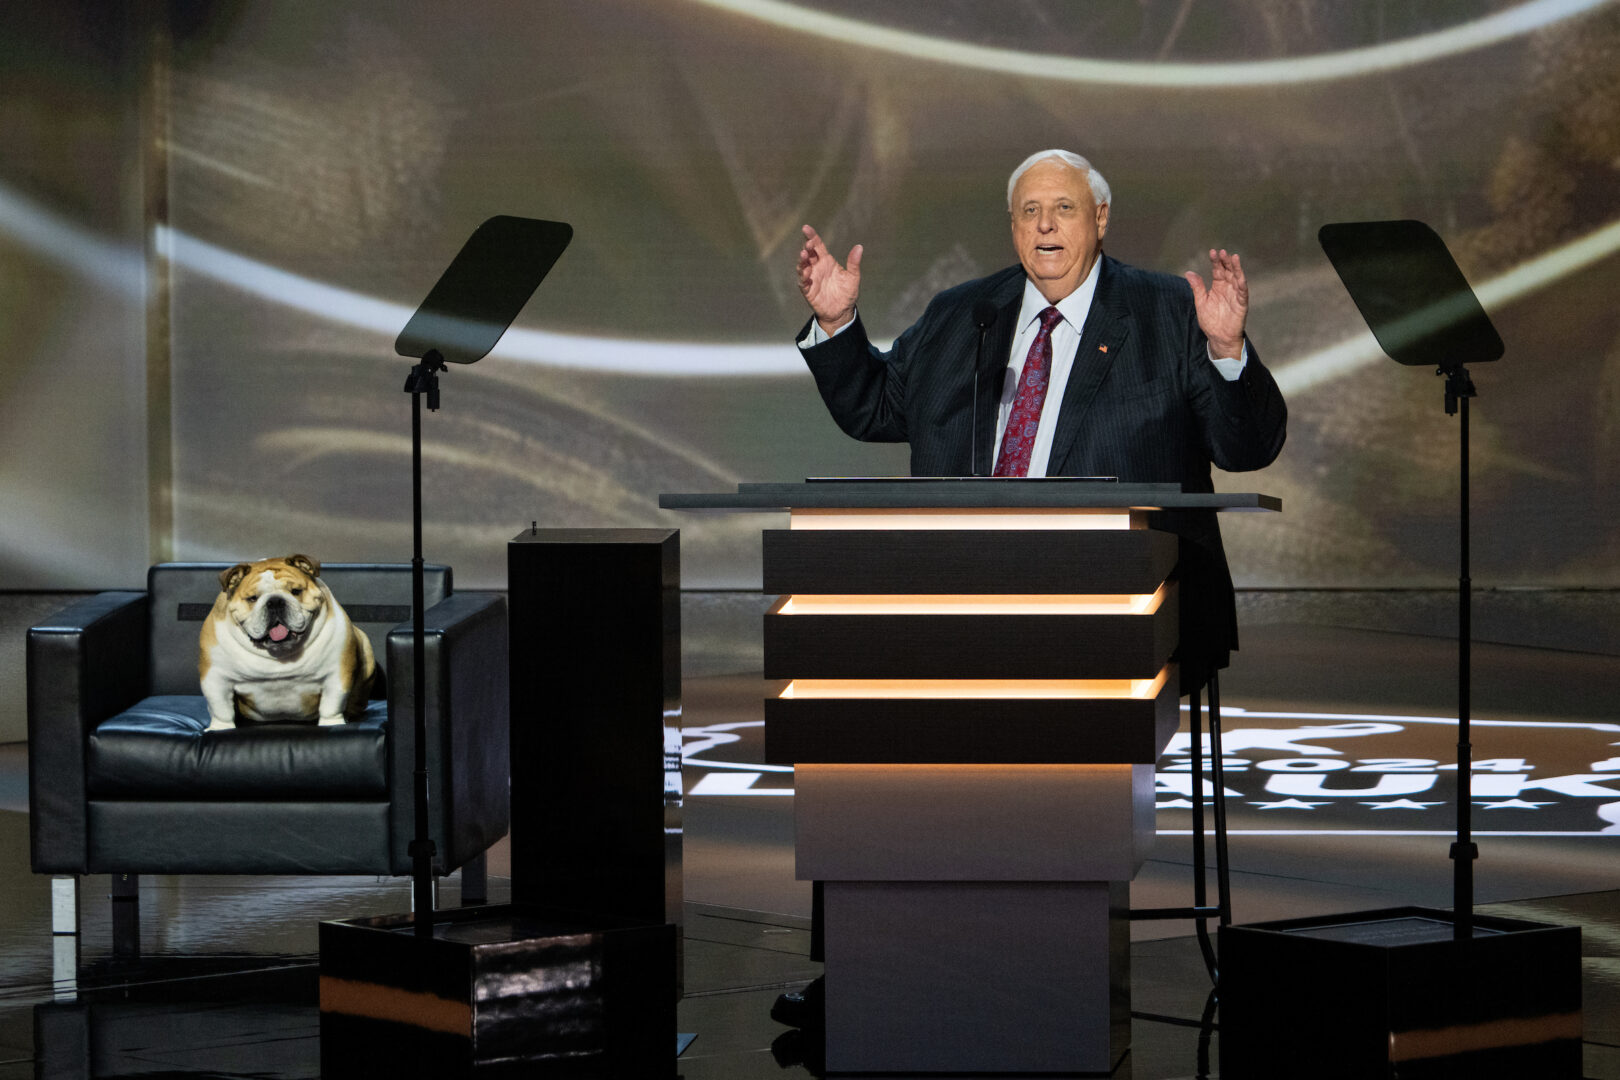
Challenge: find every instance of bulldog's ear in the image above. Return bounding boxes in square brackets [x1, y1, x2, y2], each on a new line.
[220, 563, 254, 593]
[286, 554, 321, 578]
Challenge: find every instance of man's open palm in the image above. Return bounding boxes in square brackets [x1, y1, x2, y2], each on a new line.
[1184, 248, 1247, 359]
[797, 224, 863, 335]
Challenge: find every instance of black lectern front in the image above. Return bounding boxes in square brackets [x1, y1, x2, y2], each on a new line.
[663, 479, 1277, 1075]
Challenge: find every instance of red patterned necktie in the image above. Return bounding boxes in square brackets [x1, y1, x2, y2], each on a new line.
[993, 305, 1064, 477]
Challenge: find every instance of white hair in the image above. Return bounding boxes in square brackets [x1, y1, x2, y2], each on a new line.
[1006, 149, 1111, 214]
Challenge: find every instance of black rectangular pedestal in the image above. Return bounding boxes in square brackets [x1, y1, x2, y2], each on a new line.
[1220, 906, 1581, 1079]
[319, 904, 676, 1077]
[506, 529, 681, 951]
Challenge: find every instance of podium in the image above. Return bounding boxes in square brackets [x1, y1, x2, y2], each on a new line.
[662, 480, 1278, 1074]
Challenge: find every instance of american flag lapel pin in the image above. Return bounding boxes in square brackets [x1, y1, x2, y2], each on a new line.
[1099, 344, 1108, 353]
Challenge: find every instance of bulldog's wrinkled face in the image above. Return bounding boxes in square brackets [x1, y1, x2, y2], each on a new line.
[219, 554, 327, 660]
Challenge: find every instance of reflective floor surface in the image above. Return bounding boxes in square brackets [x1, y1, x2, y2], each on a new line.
[2, 590, 1619, 1077]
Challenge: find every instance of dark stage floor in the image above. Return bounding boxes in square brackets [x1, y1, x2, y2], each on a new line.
[2, 591, 1618, 1077]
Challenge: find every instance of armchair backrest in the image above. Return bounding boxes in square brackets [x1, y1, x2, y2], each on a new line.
[146, 562, 453, 697]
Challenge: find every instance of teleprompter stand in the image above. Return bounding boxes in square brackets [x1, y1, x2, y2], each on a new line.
[397, 215, 574, 937]
[1219, 221, 1581, 1078]
[318, 218, 679, 1076]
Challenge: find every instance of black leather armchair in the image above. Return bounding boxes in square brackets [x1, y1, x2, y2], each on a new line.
[28, 563, 509, 932]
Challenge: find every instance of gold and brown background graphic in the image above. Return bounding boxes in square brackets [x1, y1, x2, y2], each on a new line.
[4, 0, 1620, 589]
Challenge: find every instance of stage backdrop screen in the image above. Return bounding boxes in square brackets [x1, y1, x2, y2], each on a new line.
[4, 0, 1620, 589]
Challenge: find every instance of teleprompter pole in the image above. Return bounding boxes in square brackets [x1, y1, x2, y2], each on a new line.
[389, 217, 572, 939]
[404, 350, 445, 938]
[1318, 220, 1500, 943]
[1445, 364, 1478, 940]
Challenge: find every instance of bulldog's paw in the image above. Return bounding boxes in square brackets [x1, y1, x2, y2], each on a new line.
[317, 714, 346, 727]
[205, 716, 236, 732]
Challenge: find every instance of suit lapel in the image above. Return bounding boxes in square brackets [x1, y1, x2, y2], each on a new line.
[972, 274, 1025, 474]
[1048, 256, 1132, 475]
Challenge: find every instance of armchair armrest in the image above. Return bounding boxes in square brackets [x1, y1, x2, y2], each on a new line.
[28, 591, 150, 873]
[385, 592, 509, 874]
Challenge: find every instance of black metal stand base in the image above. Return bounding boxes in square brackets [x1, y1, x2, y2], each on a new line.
[1219, 906, 1581, 1079]
[319, 904, 677, 1077]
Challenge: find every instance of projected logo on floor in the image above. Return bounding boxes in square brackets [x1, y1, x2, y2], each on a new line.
[680, 707, 1620, 837]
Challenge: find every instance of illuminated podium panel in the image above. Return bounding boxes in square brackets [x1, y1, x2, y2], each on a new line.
[763, 588, 1177, 679]
[661, 481, 1278, 1075]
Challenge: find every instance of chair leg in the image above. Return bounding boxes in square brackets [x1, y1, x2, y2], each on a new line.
[459, 851, 488, 907]
[51, 876, 79, 936]
[50, 877, 80, 1001]
[52, 935, 78, 1001]
[109, 873, 139, 959]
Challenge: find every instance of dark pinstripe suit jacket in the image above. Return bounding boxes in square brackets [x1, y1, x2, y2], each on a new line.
[796, 255, 1288, 686]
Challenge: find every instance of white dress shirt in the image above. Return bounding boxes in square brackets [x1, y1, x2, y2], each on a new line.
[994, 271, 1098, 477]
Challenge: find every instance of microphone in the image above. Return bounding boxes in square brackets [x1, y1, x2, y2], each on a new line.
[971, 300, 998, 476]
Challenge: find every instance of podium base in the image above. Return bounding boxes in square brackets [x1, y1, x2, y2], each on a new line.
[1219, 906, 1581, 1079]
[823, 880, 1130, 1074]
[319, 904, 676, 1077]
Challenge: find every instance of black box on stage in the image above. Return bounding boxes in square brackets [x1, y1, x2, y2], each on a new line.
[506, 528, 682, 984]
[319, 905, 675, 1077]
[1219, 906, 1581, 1078]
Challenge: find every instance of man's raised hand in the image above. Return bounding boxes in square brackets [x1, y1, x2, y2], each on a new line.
[1184, 248, 1248, 360]
[797, 224, 863, 337]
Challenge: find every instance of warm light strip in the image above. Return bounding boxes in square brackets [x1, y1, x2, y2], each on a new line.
[797, 762, 1133, 775]
[782, 667, 1170, 700]
[789, 508, 1136, 530]
[1388, 1012, 1583, 1062]
[779, 582, 1166, 616]
[319, 976, 472, 1036]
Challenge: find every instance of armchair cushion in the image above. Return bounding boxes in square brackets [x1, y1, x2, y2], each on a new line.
[87, 696, 389, 800]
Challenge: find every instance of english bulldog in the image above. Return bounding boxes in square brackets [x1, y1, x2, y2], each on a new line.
[198, 554, 376, 731]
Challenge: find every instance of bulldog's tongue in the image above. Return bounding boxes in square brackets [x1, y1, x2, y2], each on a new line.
[269, 624, 290, 643]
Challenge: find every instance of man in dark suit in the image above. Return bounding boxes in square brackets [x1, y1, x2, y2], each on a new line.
[793, 148, 1287, 690]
